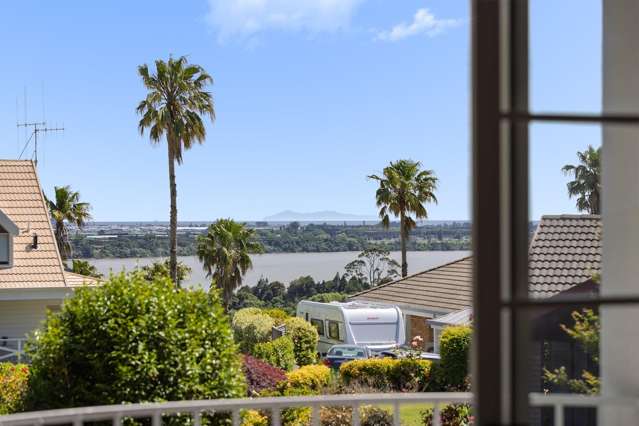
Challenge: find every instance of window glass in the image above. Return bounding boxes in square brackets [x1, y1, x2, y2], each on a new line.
[328, 346, 365, 358]
[0, 234, 9, 264]
[310, 318, 324, 336]
[327, 320, 341, 341]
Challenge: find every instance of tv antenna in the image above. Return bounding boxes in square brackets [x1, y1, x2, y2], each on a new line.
[16, 121, 64, 166]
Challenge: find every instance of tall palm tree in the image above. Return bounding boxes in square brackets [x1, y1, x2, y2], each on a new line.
[47, 186, 92, 261]
[137, 56, 215, 284]
[562, 145, 601, 215]
[369, 160, 438, 277]
[196, 219, 263, 310]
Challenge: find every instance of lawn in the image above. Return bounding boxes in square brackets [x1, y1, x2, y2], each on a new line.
[374, 403, 429, 426]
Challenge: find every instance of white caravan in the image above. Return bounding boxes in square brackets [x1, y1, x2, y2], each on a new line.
[296, 300, 405, 356]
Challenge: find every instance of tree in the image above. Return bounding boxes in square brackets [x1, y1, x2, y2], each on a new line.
[196, 219, 263, 310]
[137, 259, 191, 286]
[562, 145, 601, 214]
[369, 160, 438, 277]
[47, 186, 92, 261]
[137, 56, 215, 284]
[70, 260, 102, 279]
[344, 247, 400, 286]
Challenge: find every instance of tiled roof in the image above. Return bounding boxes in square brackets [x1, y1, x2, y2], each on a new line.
[529, 214, 601, 298]
[428, 307, 473, 327]
[0, 160, 97, 289]
[351, 256, 473, 314]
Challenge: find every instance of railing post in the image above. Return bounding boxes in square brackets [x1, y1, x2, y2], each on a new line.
[271, 407, 281, 426]
[311, 403, 320, 426]
[392, 401, 400, 426]
[352, 402, 360, 426]
[433, 403, 441, 426]
[554, 403, 564, 426]
[17, 339, 22, 363]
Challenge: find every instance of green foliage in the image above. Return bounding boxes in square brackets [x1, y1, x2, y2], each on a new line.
[562, 145, 601, 214]
[197, 219, 264, 309]
[232, 308, 276, 354]
[253, 336, 296, 371]
[0, 363, 29, 414]
[307, 292, 347, 303]
[283, 317, 319, 366]
[137, 259, 191, 285]
[360, 406, 394, 426]
[319, 405, 393, 426]
[70, 259, 102, 278]
[47, 185, 92, 260]
[422, 403, 473, 426]
[339, 358, 432, 391]
[263, 308, 289, 325]
[25, 272, 245, 410]
[279, 365, 332, 394]
[544, 308, 600, 395]
[343, 247, 399, 286]
[241, 410, 269, 426]
[439, 326, 472, 390]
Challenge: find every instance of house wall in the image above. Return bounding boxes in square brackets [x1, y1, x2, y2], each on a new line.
[0, 299, 61, 339]
[406, 314, 433, 351]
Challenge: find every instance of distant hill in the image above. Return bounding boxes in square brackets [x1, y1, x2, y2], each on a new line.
[263, 210, 377, 222]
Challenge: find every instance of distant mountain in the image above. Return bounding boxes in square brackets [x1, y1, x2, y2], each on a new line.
[263, 210, 377, 222]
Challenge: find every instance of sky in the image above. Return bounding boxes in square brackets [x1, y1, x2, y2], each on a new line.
[0, 1, 602, 222]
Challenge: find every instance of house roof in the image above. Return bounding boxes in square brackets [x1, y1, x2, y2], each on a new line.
[529, 214, 601, 298]
[351, 256, 473, 314]
[428, 307, 473, 328]
[0, 160, 97, 289]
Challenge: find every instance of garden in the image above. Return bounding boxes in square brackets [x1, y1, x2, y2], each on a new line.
[0, 273, 473, 426]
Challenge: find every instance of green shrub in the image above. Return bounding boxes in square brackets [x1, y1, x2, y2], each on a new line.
[317, 405, 392, 426]
[263, 308, 289, 325]
[233, 308, 276, 354]
[253, 336, 296, 371]
[241, 409, 269, 426]
[339, 358, 432, 391]
[279, 364, 332, 394]
[0, 363, 29, 414]
[284, 317, 318, 366]
[422, 403, 473, 426]
[307, 293, 347, 303]
[26, 272, 245, 410]
[361, 406, 394, 426]
[439, 326, 472, 390]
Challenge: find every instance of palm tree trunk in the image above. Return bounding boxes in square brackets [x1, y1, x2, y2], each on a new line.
[55, 221, 67, 261]
[167, 143, 179, 287]
[400, 213, 408, 277]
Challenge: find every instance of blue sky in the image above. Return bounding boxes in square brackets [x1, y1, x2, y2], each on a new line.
[0, 1, 601, 221]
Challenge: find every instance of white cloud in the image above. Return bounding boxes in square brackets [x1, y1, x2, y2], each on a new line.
[376, 8, 461, 42]
[206, 0, 366, 41]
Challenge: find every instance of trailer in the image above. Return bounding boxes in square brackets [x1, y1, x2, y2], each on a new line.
[296, 300, 405, 356]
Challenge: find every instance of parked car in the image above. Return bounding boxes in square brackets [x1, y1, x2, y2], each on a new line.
[378, 347, 441, 361]
[296, 300, 405, 356]
[323, 344, 371, 369]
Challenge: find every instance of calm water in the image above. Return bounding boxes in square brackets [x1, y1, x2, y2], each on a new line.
[89, 251, 471, 290]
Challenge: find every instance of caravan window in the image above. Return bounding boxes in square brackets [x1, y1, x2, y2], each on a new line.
[310, 318, 324, 336]
[327, 320, 341, 341]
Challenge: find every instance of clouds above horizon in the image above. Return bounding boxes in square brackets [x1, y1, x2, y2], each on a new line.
[206, 0, 365, 41]
[375, 8, 461, 42]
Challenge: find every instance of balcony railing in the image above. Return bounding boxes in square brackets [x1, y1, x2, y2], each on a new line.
[0, 392, 472, 426]
[0, 338, 26, 363]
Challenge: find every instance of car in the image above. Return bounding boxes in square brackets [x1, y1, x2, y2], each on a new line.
[377, 347, 441, 361]
[322, 344, 371, 369]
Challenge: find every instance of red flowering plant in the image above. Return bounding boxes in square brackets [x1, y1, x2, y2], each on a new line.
[0, 363, 29, 414]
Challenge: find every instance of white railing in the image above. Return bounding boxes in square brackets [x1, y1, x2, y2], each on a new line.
[0, 338, 27, 363]
[0, 392, 472, 426]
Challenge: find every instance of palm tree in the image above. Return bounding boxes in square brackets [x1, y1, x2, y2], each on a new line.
[369, 160, 438, 277]
[137, 56, 215, 284]
[196, 219, 263, 310]
[47, 186, 92, 261]
[562, 145, 601, 215]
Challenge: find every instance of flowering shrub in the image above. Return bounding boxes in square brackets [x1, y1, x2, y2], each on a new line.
[0, 363, 29, 414]
[253, 336, 296, 371]
[232, 308, 276, 354]
[242, 355, 287, 396]
[339, 358, 432, 391]
[422, 403, 473, 426]
[283, 317, 318, 366]
[280, 364, 332, 394]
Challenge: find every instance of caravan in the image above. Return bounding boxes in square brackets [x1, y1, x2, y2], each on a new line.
[296, 300, 405, 356]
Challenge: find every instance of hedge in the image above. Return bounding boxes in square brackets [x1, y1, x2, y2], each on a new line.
[241, 355, 287, 396]
[0, 363, 29, 414]
[279, 364, 332, 395]
[283, 317, 318, 366]
[439, 326, 472, 390]
[26, 272, 246, 410]
[339, 358, 432, 391]
[232, 308, 276, 354]
[252, 336, 296, 371]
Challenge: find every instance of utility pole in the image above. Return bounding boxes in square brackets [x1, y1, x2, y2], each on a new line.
[16, 121, 64, 166]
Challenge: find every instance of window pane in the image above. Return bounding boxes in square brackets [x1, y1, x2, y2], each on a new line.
[310, 318, 324, 336]
[0, 234, 9, 264]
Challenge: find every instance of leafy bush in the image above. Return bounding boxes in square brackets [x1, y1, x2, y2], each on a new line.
[283, 317, 318, 366]
[307, 293, 347, 303]
[253, 336, 296, 371]
[26, 273, 245, 410]
[279, 365, 332, 394]
[361, 406, 394, 426]
[242, 355, 287, 396]
[318, 405, 393, 426]
[233, 308, 276, 354]
[0, 363, 29, 414]
[263, 308, 289, 325]
[422, 403, 473, 426]
[339, 358, 432, 391]
[241, 409, 269, 426]
[439, 326, 472, 390]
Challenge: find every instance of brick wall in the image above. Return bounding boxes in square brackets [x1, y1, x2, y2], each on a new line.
[407, 314, 433, 351]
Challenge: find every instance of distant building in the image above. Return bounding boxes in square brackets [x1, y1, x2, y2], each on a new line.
[0, 160, 97, 361]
